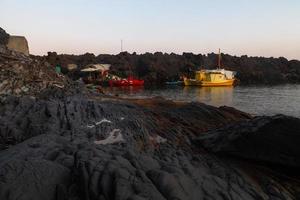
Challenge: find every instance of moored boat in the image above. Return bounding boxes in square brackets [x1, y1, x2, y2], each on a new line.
[184, 49, 236, 86]
[184, 69, 236, 86]
[109, 76, 144, 87]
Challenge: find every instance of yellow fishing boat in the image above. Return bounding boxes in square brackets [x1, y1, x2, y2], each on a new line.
[184, 49, 236, 86]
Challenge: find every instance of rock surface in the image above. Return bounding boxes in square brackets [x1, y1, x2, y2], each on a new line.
[0, 27, 9, 45]
[0, 46, 69, 95]
[0, 91, 299, 200]
[194, 115, 300, 168]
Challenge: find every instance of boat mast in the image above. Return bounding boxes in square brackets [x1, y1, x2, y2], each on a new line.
[218, 48, 221, 69]
[121, 39, 123, 52]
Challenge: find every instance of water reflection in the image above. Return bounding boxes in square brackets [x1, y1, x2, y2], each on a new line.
[101, 84, 300, 117]
[103, 86, 144, 96]
[183, 86, 233, 107]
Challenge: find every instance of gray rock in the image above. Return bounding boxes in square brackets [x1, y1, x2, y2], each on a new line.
[0, 92, 299, 200]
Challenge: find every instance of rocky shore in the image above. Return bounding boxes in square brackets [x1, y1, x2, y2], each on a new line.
[0, 28, 300, 200]
[1, 88, 300, 200]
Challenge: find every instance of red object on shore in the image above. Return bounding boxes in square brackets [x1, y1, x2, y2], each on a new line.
[109, 76, 144, 87]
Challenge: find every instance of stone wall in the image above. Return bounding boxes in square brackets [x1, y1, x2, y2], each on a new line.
[6, 35, 29, 56]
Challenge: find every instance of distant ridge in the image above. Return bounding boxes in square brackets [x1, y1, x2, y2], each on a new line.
[35, 51, 300, 85]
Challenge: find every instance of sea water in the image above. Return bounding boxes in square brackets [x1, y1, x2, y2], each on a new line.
[103, 84, 300, 118]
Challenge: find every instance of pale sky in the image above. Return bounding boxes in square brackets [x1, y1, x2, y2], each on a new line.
[1, 0, 300, 59]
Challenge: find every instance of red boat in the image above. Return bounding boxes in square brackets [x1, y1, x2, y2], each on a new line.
[109, 76, 144, 87]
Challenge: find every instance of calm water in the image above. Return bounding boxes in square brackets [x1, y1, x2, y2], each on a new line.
[103, 84, 300, 117]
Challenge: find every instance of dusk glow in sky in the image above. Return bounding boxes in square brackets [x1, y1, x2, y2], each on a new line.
[1, 0, 300, 59]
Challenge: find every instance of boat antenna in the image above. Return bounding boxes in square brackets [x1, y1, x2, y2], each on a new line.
[121, 39, 123, 52]
[218, 48, 221, 69]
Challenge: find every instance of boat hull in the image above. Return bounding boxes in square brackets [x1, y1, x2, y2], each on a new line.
[184, 78, 235, 86]
[109, 79, 144, 87]
[165, 81, 183, 85]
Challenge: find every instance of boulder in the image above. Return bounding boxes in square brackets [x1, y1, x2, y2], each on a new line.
[194, 115, 300, 168]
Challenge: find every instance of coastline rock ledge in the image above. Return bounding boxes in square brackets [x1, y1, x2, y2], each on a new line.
[0, 92, 299, 200]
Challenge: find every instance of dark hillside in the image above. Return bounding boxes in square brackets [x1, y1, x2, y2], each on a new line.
[37, 51, 300, 85]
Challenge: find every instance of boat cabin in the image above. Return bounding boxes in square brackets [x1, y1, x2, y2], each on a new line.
[196, 70, 227, 82]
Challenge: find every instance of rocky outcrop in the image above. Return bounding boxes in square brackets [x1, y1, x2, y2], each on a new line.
[7, 35, 29, 56]
[0, 90, 299, 200]
[194, 115, 300, 168]
[0, 46, 69, 96]
[0, 93, 249, 150]
[0, 27, 9, 45]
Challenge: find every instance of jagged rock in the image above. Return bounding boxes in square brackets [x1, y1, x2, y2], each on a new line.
[0, 92, 249, 149]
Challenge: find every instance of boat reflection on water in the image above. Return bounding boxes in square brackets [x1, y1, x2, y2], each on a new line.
[103, 86, 145, 97]
[183, 86, 233, 107]
[104, 85, 233, 107]
[100, 84, 300, 117]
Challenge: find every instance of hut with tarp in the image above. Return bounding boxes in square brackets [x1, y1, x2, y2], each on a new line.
[81, 64, 111, 85]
